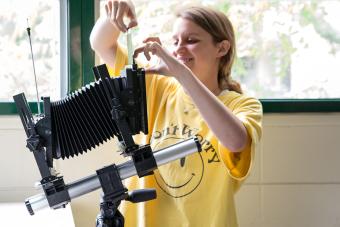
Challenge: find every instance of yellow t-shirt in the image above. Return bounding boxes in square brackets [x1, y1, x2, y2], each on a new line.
[107, 45, 262, 227]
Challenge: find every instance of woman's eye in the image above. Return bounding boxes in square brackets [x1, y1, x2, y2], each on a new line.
[187, 39, 198, 43]
[172, 39, 198, 46]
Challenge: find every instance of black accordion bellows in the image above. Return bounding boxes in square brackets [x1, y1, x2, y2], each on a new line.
[50, 66, 147, 159]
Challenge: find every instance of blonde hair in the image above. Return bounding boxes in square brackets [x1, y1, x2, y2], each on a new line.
[176, 6, 242, 93]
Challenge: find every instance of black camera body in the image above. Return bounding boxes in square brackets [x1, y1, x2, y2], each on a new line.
[14, 63, 154, 214]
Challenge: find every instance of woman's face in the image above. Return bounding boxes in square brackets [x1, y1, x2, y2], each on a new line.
[171, 17, 222, 83]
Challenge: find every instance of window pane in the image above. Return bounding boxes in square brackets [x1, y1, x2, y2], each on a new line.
[98, 0, 340, 99]
[0, 0, 60, 102]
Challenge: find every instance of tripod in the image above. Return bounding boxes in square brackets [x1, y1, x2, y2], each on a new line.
[95, 164, 156, 227]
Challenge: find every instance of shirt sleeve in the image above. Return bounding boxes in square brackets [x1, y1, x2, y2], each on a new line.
[106, 44, 128, 76]
[218, 95, 263, 181]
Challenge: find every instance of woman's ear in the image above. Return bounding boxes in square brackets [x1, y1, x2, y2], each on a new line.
[217, 40, 230, 58]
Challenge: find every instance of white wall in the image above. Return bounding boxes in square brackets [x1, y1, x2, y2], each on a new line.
[236, 113, 340, 227]
[0, 115, 124, 226]
[1, 113, 340, 227]
[0, 116, 41, 201]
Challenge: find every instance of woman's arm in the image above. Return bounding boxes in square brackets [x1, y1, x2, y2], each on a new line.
[134, 41, 248, 153]
[177, 68, 248, 153]
[90, 16, 120, 69]
[89, 0, 137, 68]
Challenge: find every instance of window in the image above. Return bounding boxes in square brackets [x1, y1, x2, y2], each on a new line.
[0, 0, 61, 102]
[2, 0, 338, 114]
[0, 0, 95, 115]
[228, 0, 340, 100]
[96, 0, 340, 112]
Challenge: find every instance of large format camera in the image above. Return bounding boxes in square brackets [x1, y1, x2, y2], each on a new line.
[14, 63, 201, 227]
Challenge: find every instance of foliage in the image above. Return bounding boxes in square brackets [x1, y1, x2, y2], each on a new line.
[2, 0, 340, 101]
[129, 0, 340, 98]
[0, 0, 59, 102]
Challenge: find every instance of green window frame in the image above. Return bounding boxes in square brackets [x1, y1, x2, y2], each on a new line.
[261, 99, 340, 113]
[1, 0, 339, 115]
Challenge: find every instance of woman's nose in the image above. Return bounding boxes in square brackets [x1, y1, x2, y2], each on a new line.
[174, 41, 186, 54]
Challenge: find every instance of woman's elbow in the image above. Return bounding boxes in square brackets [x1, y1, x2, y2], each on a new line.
[223, 128, 248, 153]
[89, 34, 99, 51]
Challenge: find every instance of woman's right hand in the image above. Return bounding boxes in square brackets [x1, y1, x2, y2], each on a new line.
[134, 37, 192, 79]
[105, 0, 138, 32]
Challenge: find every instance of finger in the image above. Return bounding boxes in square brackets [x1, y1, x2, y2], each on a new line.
[107, 1, 115, 19]
[146, 42, 164, 59]
[112, 1, 118, 19]
[127, 6, 138, 29]
[105, 3, 110, 17]
[143, 37, 162, 45]
[133, 46, 145, 58]
[127, 18, 138, 29]
[133, 42, 161, 60]
[150, 42, 161, 57]
[108, 1, 116, 22]
[111, 1, 122, 30]
[144, 43, 152, 61]
[116, 2, 128, 32]
[148, 42, 176, 68]
[133, 44, 153, 60]
[110, 1, 121, 29]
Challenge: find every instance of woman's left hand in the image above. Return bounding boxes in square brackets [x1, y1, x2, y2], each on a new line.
[133, 37, 190, 79]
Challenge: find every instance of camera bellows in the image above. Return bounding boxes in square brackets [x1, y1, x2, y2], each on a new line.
[14, 64, 147, 160]
[50, 63, 148, 160]
[51, 80, 118, 159]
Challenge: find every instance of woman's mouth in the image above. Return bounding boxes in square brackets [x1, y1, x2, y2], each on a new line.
[177, 57, 193, 64]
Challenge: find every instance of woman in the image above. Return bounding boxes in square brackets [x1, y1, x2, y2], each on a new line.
[90, 1, 262, 226]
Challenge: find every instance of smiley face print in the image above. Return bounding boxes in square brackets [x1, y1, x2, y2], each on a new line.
[152, 136, 204, 198]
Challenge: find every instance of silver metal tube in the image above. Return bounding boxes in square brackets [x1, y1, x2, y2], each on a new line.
[26, 138, 200, 214]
